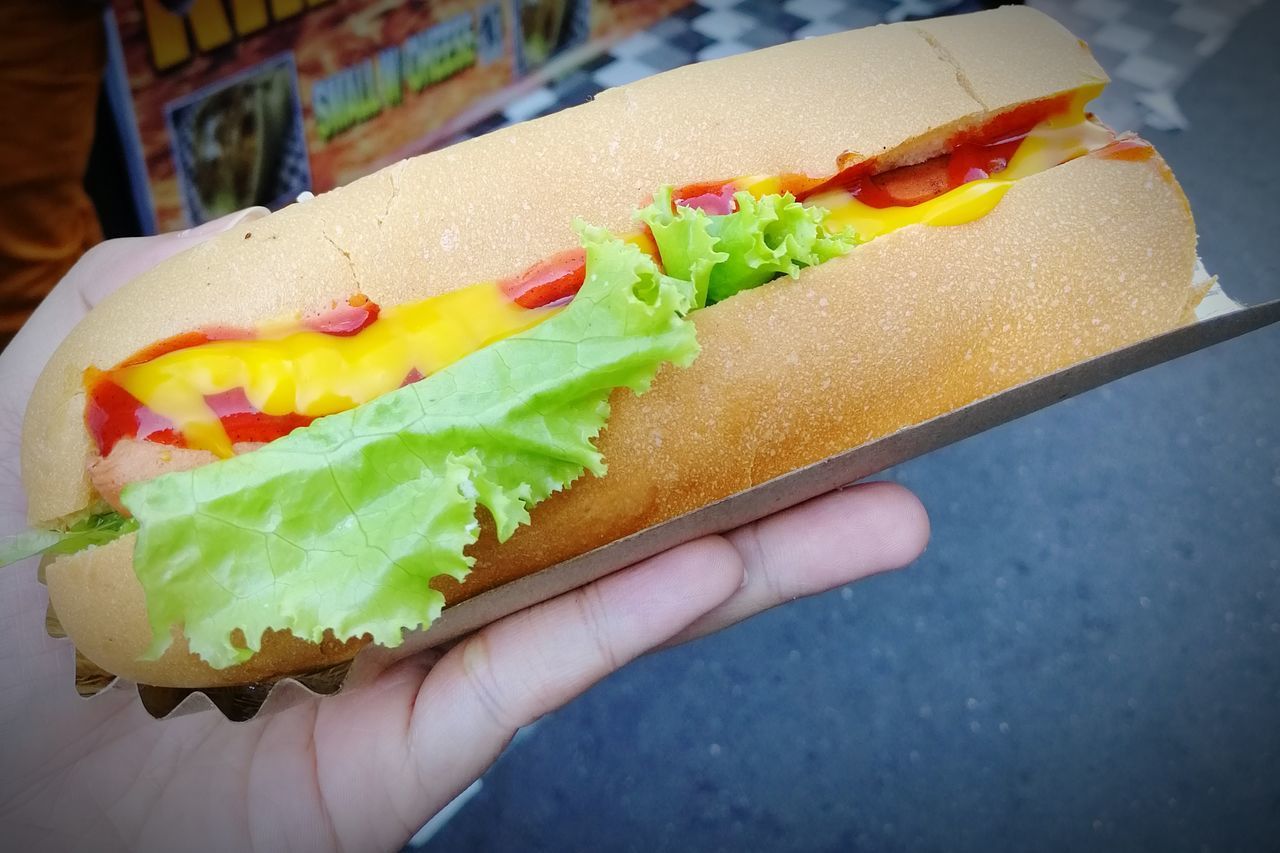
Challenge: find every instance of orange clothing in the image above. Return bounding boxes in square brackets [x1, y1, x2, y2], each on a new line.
[0, 0, 105, 341]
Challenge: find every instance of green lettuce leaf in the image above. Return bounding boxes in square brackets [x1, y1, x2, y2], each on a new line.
[637, 187, 859, 306]
[0, 511, 137, 567]
[121, 226, 699, 669]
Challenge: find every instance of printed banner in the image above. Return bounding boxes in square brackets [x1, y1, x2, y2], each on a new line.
[108, 0, 690, 231]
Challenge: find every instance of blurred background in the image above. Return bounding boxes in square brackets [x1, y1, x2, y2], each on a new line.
[0, 0, 693, 345]
[1, 0, 1276, 850]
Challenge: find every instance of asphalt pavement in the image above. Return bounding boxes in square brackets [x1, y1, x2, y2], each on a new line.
[424, 4, 1280, 850]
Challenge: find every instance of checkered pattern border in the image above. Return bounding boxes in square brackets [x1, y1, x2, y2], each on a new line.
[169, 57, 312, 226]
[1031, 0, 1265, 130]
[462, 0, 1264, 141]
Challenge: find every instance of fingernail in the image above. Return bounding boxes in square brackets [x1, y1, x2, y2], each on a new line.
[179, 206, 270, 238]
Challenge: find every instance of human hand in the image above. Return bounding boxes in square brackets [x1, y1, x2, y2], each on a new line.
[0, 213, 930, 852]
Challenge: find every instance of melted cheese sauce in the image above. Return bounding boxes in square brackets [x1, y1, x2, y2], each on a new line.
[110, 283, 555, 457]
[97, 89, 1113, 457]
[802, 89, 1112, 240]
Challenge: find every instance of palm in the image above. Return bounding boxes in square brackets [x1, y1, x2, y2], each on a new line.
[0, 225, 928, 852]
[0, 647, 438, 852]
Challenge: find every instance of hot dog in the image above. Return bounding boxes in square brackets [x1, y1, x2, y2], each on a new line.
[3, 7, 1207, 689]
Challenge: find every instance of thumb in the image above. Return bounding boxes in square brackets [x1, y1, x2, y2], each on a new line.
[310, 536, 746, 848]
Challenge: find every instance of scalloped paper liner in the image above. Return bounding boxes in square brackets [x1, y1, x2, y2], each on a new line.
[55, 269, 1280, 720]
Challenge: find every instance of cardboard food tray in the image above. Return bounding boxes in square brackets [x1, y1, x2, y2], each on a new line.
[96, 275, 1276, 721]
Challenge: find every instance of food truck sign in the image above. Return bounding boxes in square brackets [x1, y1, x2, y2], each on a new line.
[107, 0, 689, 231]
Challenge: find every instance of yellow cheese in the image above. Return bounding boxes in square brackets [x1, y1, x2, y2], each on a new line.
[806, 88, 1111, 241]
[111, 283, 555, 457]
[104, 91, 1112, 456]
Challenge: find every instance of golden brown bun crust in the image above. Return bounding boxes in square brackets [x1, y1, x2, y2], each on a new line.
[454, 151, 1199, 596]
[27, 8, 1160, 687]
[42, 152, 1197, 687]
[23, 6, 1103, 523]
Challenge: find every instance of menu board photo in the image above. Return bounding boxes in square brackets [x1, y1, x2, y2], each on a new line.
[105, 0, 690, 232]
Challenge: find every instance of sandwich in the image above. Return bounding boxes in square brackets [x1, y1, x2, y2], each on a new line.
[0, 7, 1208, 691]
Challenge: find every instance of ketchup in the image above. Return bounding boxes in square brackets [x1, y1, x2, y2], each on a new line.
[304, 294, 380, 336]
[86, 296, 383, 456]
[116, 327, 246, 369]
[499, 248, 587, 309]
[672, 181, 739, 215]
[206, 389, 317, 445]
[794, 128, 1035, 208]
[945, 93, 1072, 148]
[85, 379, 183, 455]
[776, 94, 1077, 207]
[673, 128, 1029, 216]
[90, 95, 1088, 460]
[851, 132, 1027, 208]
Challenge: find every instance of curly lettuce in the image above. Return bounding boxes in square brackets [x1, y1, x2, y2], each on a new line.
[0, 185, 864, 668]
[637, 186, 859, 306]
[121, 226, 699, 668]
[0, 511, 137, 567]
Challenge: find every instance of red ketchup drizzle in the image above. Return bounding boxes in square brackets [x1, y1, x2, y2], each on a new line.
[86, 296, 382, 456]
[946, 93, 1073, 148]
[91, 96, 1087, 458]
[205, 389, 316, 445]
[499, 248, 588, 309]
[85, 378, 183, 455]
[795, 131, 1030, 208]
[115, 327, 247, 368]
[668, 129, 1029, 219]
[672, 180, 739, 215]
[304, 295, 379, 335]
[786, 93, 1076, 206]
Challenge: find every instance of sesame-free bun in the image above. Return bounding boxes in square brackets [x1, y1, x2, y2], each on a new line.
[30, 9, 1200, 687]
[24, 6, 1105, 523]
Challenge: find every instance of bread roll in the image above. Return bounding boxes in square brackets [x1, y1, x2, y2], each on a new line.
[28, 8, 1201, 687]
[24, 6, 1105, 522]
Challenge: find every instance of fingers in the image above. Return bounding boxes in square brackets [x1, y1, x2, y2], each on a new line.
[667, 481, 929, 645]
[310, 485, 923, 847]
[320, 536, 744, 843]
[430, 533, 742, 751]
